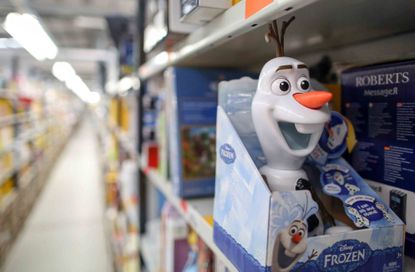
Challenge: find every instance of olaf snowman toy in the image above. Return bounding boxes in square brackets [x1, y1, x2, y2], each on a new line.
[252, 17, 332, 192]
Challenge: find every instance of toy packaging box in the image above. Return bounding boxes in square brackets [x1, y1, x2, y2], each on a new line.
[213, 77, 405, 272]
[165, 67, 255, 198]
[341, 60, 415, 258]
[161, 203, 190, 272]
[180, 0, 231, 25]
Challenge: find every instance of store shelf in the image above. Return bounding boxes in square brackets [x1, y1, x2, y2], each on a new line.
[0, 115, 16, 127]
[0, 155, 36, 187]
[0, 168, 15, 187]
[140, 163, 415, 272]
[19, 168, 37, 189]
[0, 121, 49, 157]
[109, 125, 136, 156]
[140, 162, 237, 272]
[0, 125, 48, 185]
[0, 192, 17, 215]
[0, 143, 15, 157]
[139, 0, 415, 80]
[18, 122, 49, 143]
[0, 112, 39, 129]
[0, 120, 55, 186]
[138, 0, 317, 80]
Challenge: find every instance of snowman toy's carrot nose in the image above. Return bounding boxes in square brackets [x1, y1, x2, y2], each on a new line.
[293, 91, 332, 109]
[291, 233, 302, 244]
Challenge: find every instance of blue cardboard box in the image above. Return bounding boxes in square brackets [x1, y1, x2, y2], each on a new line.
[213, 77, 405, 271]
[341, 60, 415, 257]
[166, 67, 255, 198]
[341, 60, 415, 193]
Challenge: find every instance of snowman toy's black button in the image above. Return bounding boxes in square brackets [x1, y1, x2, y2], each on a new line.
[296, 178, 311, 191]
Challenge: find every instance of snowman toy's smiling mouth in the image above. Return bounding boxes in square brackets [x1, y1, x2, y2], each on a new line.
[277, 240, 300, 269]
[278, 121, 323, 150]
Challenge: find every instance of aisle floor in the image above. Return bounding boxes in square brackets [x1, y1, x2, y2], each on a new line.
[4, 117, 112, 272]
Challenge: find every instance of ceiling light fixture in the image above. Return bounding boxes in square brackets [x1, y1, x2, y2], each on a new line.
[52, 62, 100, 104]
[3, 12, 58, 61]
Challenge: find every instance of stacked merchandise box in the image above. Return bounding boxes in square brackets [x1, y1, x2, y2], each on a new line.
[0, 81, 82, 266]
[157, 203, 215, 272]
[141, 83, 162, 169]
[161, 203, 190, 272]
[341, 60, 415, 258]
[103, 95, 140, 272]
[0, 97, 15, 208]
[145, 75, 169, 179]
[165, 67, 256, 198]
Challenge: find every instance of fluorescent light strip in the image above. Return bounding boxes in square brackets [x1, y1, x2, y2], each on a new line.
[3, 13, 58, 61]
[52, 62, 100, 104]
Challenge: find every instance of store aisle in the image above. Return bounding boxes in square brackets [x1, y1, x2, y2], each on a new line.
[3, 116, 112, 272]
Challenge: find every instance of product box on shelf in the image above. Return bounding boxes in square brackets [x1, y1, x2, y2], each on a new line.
[0, 98, 14, 151]
[165, 67, 255, 198]
[144, 0, 197, 54]
[341, 60, 415, 258]
[180, 0, 232, 25]
[161, 203, 191, 272]
[141, 91, 161, 169]
[169, 0, 199, 33]
[213, 77, 405, 272]
[156, 107, 169, 179]
[182, 230, 215, 272]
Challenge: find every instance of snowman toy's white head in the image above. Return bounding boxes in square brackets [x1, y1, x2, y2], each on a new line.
[252, 57, 332, 171]
[272, 219, 308, 272]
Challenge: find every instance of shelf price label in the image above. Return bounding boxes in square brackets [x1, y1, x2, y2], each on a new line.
[180, 200, 188, 213]
[245, 0, 273, 18]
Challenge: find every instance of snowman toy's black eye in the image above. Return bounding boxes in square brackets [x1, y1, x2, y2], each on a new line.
[297, 77, 310, 91]
[280, 81, 290, 91]
[289, 225, 298, 235]
[271, 78, 291, 95]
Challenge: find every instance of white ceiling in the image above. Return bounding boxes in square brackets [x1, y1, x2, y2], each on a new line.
[0, 0, 134, 90]
[0, 0, 136, 48]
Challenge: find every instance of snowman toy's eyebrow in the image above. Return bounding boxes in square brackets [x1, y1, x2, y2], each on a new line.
[275, 65, 293, 72]
[297, 64, 308, 69]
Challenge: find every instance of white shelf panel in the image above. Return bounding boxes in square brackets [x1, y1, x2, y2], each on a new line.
[0, 192, 17, 215]
[141, 164, 237, 272]
[138, 0, 317, 80]
[139, 0, 415, 79]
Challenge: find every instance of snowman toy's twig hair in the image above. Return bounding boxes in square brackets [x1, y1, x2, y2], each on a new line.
[265, 16, 296, 57]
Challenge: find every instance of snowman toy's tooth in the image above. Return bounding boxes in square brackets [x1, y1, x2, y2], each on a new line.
[294, 123, 323, 134]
